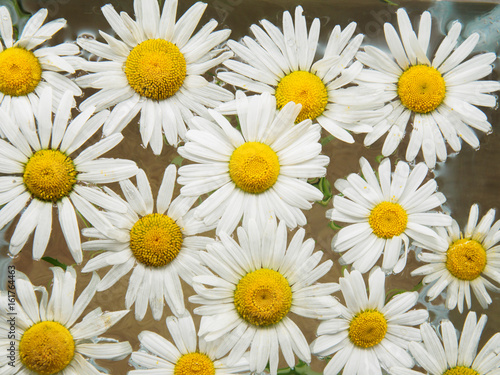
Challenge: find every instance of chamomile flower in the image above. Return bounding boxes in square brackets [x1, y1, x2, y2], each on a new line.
[328, 157, 451, 274]
[178, 91, 328, 235]
[390, 311, 500, 375]
[412, 204, 500, 313]
[129, 312, 249, 374]
[218, 6, 387, 143]
[0, 267, 131, 374]
[357, 8, 500, 168]
[82, 165, 214, 321]
[311, 268, 429, 375]
[190, 219, 339, 375]
[0, 6, 81, 125]
[0, 88, 138, 263]
[75, 0, 233, 155]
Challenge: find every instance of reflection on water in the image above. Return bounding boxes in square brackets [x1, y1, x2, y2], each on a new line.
[4, 0, 500, 373]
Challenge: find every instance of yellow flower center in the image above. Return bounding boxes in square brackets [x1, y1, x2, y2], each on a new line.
[23, 150, 77, 202]
[442, 366, 480, 375]
[174, 353, 215, 375]
[125, 39, 186, 101]
[234, 268, 292, 327]
[369, 201, 408, 239]
[275, 71, 328, 123]
[348, 309, 387, 348]
[229, 142, 280, 194]
[397, 65, 446, 114]
[446, 239, 487, 281]
[0, 47, 42, 96]
[19, 321, 75, 375]
[129, 213, 183, 267]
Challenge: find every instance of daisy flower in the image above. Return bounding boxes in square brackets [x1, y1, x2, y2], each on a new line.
[218, 6, 388, 143]
[328, 157, 451, 274]
[190, 219, 339, 375]
[0, 88, 138, 263]
[357, 8, 500, 168]
[178, 91, 329, 235]
[311, 268, 429, 375]
[0, 6, 81, 125]
[75, 0, 234, 155]
[390, 311, 500, 375]
[412, 204, 500, 313]
[0, 267, 132, 374]
[81, 165, 214, 321]
[129, 312, 249, 374]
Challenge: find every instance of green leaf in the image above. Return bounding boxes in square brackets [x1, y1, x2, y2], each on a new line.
[171, 155, 184, 167]
[381, 0, 398, 5]
[320, 134, 335, 146]
[276, 361, 323, 375]
[375, 155, 384, 163]
[41, 257, 68, 271]
[329, 221, 343, 231]
[385, 279, 423, 303]
[309, 177, 333, 206]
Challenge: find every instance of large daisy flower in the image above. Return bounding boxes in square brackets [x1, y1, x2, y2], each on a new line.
[190, 219, 339, 375]
[0, 267, 131, 374]
[390, 311, 500, 375]
[0, 88, 138, 263]
[82, 165, 214, 321]
[129, 312, 249, 374]
[217, 6, 388, 143]
[75, 0, 233, 155]
[178, 91, 328, 235]
[0, 6, 81, 126]
[357, 8, 500, 168]
[311, 268, 429, 375]
[328, 157, 451, 274]
[412, 204, 500, 313]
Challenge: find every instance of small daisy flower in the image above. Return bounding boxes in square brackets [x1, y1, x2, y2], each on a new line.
[75, 0, 233, 155]
[412, 204, 500, 313]
[328, 157, 451, 274]
[218, 6, 387, 143]
[390, 311, 500, 375]
[0, 6, 81, 124]
[178, 91, 329, 235]
[129, 312, 250, 374]
[0, 267, 132, 374]
[190, 219, 339, 375]
[0, 88, 138, 263]
[357, 8, 500, 168]
[311, 268, 429, 375]
[82, 165, 214, 321]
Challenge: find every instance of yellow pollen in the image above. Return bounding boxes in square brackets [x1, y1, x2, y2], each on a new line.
[129, 213, 183, 267]
[229, 142, 280, 194]
[369, 201, 408, 239]
[19, 321, 75, 375]
[442, 366, 480, 375]
[0, 47, 42, 96]
[397, 65, 446, 113]
[234, 268, 292, 327]
[446, 239, 486, 281]
[174, 352, 215, 375]
[125, 39, 186, 101]
[275, 71, 328, 123]
[23, 150, 77, 202]
[348, 309, 387, 348]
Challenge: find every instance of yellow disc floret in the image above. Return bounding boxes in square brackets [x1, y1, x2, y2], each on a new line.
[129, 213, 183, 267]
[446, 239, 486, 281]
[443, 366, 480, 375]
[0, 47, 42, 96]
[19, 321, 75, 375]
[125, 39, 186, 101]
[397, 65, 446, 113]
[229, 142, 280, 194]
[369, 201, 408, 239]
[275, 71, 328, 123]
[234, 268, 292, 326]
[348, 309, 387, 348]
[23, 150, 77, 202]
[174, 352, 215, 375]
